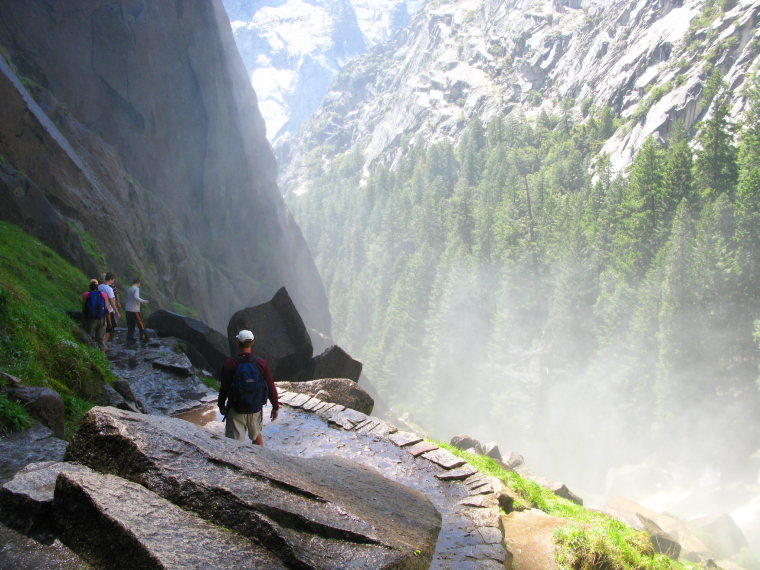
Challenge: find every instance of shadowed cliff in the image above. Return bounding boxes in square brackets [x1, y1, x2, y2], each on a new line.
[0, 0, 330, 334]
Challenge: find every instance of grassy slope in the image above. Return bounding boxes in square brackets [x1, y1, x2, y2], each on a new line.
[0, 221, 114, 437]
[438, 443, 700, 570]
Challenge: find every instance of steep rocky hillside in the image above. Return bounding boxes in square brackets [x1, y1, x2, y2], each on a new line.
[0, 0, 329, 334]
[223, 0, 420, 151]
[282, 0, 760, 194]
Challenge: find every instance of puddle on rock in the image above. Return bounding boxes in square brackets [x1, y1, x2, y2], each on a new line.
[173, 403, 222, 426]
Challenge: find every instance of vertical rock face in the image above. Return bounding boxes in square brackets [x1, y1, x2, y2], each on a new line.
[0, 0, 330, 333]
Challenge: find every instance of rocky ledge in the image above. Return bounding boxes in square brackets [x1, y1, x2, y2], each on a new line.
[1, 406, 441, 570]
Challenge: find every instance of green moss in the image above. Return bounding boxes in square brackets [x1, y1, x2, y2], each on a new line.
[168, 300, 200, 319]
[436, 443, 699, 570]
[61, 393, 94, 440]
[0, 221, 115, 437]
[66, 221, 107, 269]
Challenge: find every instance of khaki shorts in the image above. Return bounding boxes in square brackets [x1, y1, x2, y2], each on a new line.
[225, 409, 263, 443]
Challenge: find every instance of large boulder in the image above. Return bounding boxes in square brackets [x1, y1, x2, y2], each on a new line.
[227, 287, 313, 380]
[450, 434, 484, 454]
[277, 378, 375, 415]
[54, 469, 286, 570]
[65, 406, 440, 569]
[0, 461, 94, 538]
[598, 505, 681, 558]
[304, 345, 363, 382]
[690, 513, 749, 560]
[146, 310, 228, 375]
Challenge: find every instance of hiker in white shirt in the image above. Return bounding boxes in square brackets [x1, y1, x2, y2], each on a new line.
[125, 278, 150, 345]
[98, 272, 121, 348]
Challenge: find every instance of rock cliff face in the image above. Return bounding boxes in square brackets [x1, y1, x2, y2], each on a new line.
[282, 0, 760, 193]
[223, 0, 420, 152]
[0, 0, 330, 333]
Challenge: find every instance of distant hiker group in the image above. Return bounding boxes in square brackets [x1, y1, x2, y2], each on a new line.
[81, 273, 149, 351]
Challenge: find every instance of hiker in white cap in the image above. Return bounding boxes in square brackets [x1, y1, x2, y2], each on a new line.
[217, 329, 279, 445]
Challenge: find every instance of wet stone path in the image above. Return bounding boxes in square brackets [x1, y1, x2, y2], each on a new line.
[178, 393, 508, 570]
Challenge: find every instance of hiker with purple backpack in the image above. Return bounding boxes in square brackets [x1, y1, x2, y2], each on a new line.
[82, 278, 107, 351]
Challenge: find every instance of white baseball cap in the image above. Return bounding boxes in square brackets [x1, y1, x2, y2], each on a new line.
[236, 330, 254, 342]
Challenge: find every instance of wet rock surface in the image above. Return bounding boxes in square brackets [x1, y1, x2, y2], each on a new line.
[106, 329, 217, 415]
[500, 509, 566, 570]
[146, 309, 229, 375]
[65, 406, 441, 569]
[0, 326, 508, 569]
[190, 390, 509, 569]
[54, 469, 287, 570]
[0, 523, 91, 570]
[0, 423, 67, 484]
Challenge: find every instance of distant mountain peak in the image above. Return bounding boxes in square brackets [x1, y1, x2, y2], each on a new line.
[280, 0, 760, 194]
[224, 0, 420, 143]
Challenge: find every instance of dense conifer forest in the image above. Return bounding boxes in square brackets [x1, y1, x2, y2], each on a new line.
[290, 76, 760, 486]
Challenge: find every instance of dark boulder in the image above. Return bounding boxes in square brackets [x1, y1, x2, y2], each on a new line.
[690, 513, 748, 559]
[502, 451, 525, 470]
[450, 434, 484, 454]
[532, 475, 583, 506]
[6, 386, 64, 438]
[112, 380, 145, 413]
[145, 310, 228, 375]
[277, 378, 375, 414]
[303, 345, 363, 382]
[639, 514, 682, 558]
[94, 385, 142, 414]
[54, 469, 286, 570]
[482, 442, 502, 462]
[65, 406, 440, 569]
[227, 287, 313, 380]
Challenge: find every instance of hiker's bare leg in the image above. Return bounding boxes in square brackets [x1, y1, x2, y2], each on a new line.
[253, 433, 264, 446]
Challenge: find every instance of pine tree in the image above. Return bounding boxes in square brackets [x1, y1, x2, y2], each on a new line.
[694, 92, 738, 200]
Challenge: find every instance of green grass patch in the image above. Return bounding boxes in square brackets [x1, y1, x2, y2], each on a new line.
[0, 221, 114, 436]
[0, 393, 31, 435]
[436, 443, 699, 570]
[198, 370, 220, 391]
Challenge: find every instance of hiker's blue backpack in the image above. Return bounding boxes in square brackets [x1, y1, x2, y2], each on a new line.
[84, 290, 106, 320]
[230, 357, 269, 413]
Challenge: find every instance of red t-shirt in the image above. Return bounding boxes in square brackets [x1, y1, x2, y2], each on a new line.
[218, 352, 279, 411]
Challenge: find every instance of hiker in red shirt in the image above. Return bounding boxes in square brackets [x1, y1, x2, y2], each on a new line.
[82, 278, 108, 351]
[218, 329, 279, 445]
